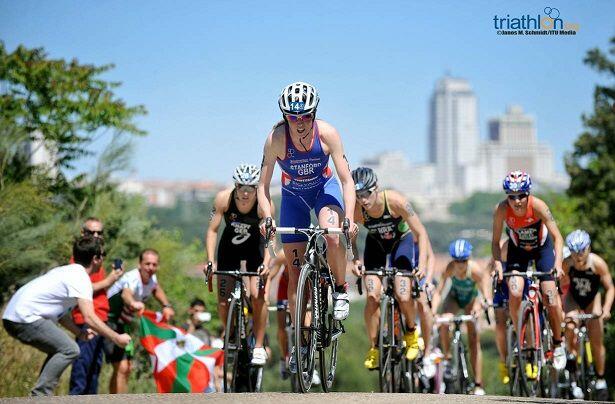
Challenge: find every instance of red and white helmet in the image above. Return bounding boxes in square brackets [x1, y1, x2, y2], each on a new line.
[503, 170, 532, 194]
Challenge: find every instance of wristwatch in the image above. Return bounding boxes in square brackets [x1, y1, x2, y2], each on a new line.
[163, 303, 173, 309]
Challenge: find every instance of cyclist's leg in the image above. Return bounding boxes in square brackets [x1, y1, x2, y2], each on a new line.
[506, 244, 529, 332]
[248, 247, 267, 350]
[276, 270, 290, 360]
[216, 247, 237, 333]
[563, 293, 581, 356]
[279, 188, 311, 327]
[364, 275, 383, 346]
[314, 178, 346, 291]
[585, 293, 605, 377]
[536, 237, 563, 344]
[438, 295, 459, 358]
[465, 298, 483, 387]
[494, 279, 509, 362]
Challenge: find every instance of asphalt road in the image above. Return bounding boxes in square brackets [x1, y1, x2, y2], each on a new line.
[0, 393, 583, 404]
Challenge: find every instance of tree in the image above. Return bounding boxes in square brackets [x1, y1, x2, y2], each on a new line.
[565, 36, 615, 265]
[0, 42, 146, 184]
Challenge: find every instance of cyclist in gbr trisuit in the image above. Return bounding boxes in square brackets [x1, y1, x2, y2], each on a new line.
[258, 81, 358, 373]
[432, 239, 492, 396]
[206, 164, 272, 365]
[561, 230, 613, 400]
[491, 170, 567, 371]
[349, 167, 434, 370]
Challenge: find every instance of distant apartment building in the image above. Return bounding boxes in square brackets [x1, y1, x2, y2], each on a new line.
[429, 76, 479, 197]
[24, 131, 58, 177]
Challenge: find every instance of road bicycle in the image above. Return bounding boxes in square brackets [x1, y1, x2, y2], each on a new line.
[563, 312, 599, 400]
[503, 265, 559, 398]
[205, 260, 264, 392]
[266, 217, 352, 393]
[435, 314, 477, 395]
[357, 256, 414, 392]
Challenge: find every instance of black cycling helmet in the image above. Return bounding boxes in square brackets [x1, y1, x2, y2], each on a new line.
[352, 167, 378, 191]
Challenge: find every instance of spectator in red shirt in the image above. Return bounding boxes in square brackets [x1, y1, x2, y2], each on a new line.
[69, 217, 124, 395]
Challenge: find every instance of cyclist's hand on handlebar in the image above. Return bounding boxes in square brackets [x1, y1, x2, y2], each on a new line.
[416, 267, 426, 280]
[555, 264, 564, 279]
[258, 264, 270, 278]
[260, 217, 276, 238]
[600, 309, 611, 321]
[493, 260, 503, 281]
[351, 260, 364, 277]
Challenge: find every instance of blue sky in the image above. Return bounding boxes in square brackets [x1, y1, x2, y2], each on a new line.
[1, 0, 613, 183]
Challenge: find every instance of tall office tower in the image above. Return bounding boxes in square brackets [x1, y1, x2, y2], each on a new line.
[429, 76, 479, 194]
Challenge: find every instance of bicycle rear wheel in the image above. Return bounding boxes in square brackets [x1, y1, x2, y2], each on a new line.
[318, 278, 339, 392]
[517, 300, 541, 397]
[223, 297, 242, 392]
[378, 297, 395, 392]
[295, 264, 317, 393]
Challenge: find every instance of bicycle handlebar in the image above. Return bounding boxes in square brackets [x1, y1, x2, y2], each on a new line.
[566, 313, 600, 321]
[263, 217, 354, 260]
[435, 314, 476, 325]
[501, 269, 555, 279]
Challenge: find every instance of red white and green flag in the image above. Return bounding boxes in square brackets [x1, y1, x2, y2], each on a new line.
[139, 310, 223, 393]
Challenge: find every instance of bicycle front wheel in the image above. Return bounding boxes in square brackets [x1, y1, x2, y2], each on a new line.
[223, 297, 242, 392]
[295, 264, 317, 393]
[506, 324, 523, 396]
[378, 297, 395, 392]
[318, 278, 339, 392]
[517, 300, 541, 397]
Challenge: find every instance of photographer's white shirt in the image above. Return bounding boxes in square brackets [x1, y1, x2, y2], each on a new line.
[2, 264, 92, 323]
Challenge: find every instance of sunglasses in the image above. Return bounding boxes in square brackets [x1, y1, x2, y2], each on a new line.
[507, 193, 529, 201]
[285, 113, 314, 122]
[84, 229, 104, 237]
[454, 259, 469, 263]
[236, 184, 257, 193]
[356, 189, 375, 199]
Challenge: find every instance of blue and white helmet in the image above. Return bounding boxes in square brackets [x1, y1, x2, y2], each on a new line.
[449, 239, 473, 260]
[566, 229, 591, 253]
[503, 170, 532, 194]
[232, 164, 260, 186]
[278, 82, 319, 115]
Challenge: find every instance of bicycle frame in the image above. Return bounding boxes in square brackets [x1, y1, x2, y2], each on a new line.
[205, 263, 262, 392]
[503, 266, 556, 397]
[272, 223, 351, 393]
[566, 312, 598, 399]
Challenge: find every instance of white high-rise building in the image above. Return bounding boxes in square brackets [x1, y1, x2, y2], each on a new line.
[429, 76, 479, 195]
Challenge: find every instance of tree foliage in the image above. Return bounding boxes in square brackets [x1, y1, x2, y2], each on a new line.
[565, 36, 615, 265]
[0, 42, 146, 176]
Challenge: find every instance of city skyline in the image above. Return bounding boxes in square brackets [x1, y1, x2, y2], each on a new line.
[1, 1, 613, 183]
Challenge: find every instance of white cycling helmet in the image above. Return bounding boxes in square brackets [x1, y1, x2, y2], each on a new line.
[278, 81, 319, 115]
[232, 164, 260, 186]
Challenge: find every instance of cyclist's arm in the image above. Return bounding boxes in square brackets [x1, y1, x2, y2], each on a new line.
[351, 203, 363, 264]
[560, 257, 571, 288]
[424, 237, 436, 284]
[260, 200, 276, 269]
[432, 263, 453, 311]
[390, 191, 428, 274]
[472, 261, 492, 303]
[267, 250, 286, 279]
[257, 130, 280, 220]
[206, 190, 228, 264]
[491, 202, 506, 263]
[534, 198, 564, 272]
[595, 254, 614, 316]
[321, 124, 355, 223]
